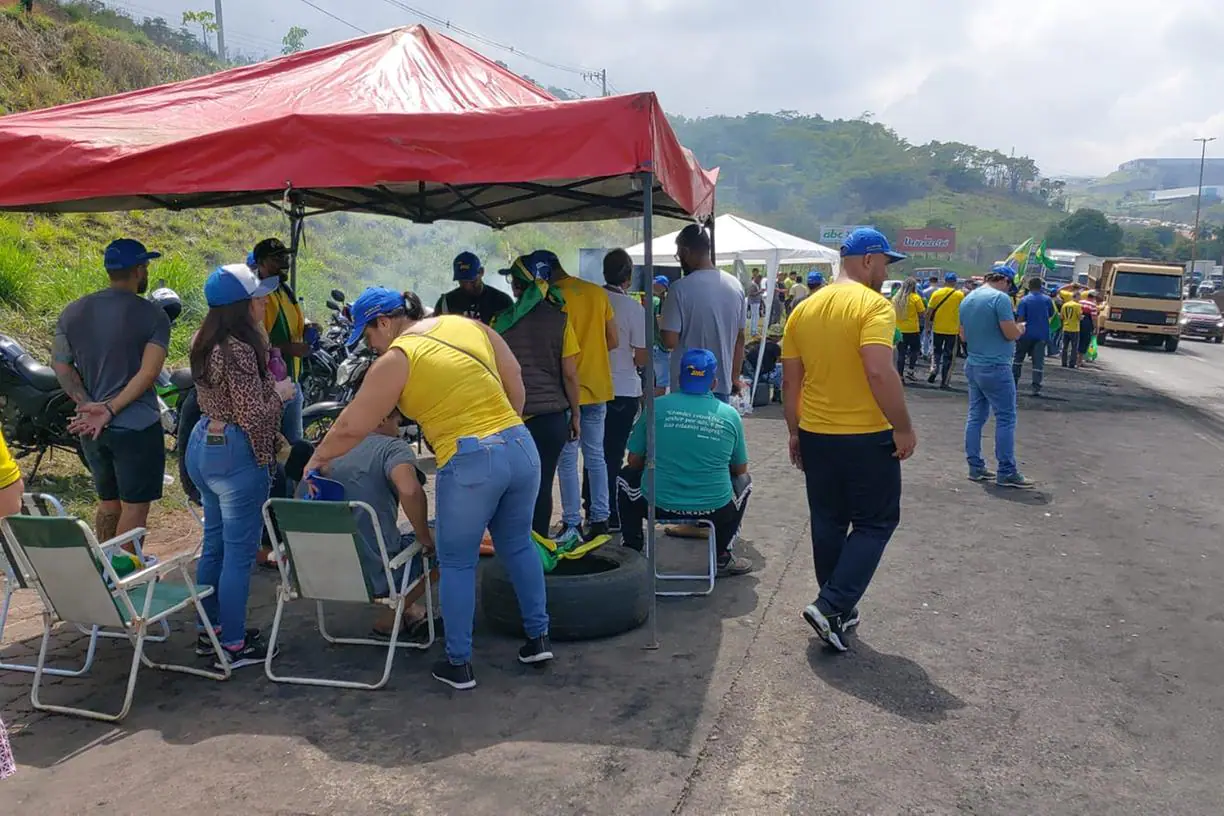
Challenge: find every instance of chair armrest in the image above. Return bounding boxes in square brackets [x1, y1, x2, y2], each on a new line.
[116, 551, 192, 590]
[100, 527, 148, 554]
[388, 539, 423, 571]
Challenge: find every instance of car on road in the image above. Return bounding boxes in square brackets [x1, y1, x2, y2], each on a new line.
[1179, 299, 1224, 343]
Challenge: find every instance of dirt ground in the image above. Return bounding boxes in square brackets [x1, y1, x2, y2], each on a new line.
[2, 358, 1224, 814]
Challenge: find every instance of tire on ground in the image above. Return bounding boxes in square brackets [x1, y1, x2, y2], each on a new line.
[480, 545, 650, 641]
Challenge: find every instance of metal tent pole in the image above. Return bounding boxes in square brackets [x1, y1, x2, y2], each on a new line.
[708, 215, 716, 263]
[641, 170, 658, 651]
[287, 197, 305, 292]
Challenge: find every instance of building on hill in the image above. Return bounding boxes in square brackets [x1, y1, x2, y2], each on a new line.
[1149, 185, 1224, 203]
[1119, 158, 1224, 172]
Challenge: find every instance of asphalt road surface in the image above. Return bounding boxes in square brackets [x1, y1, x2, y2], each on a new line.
[4, 360, 1224, 814]
[1102, 334, 1224, 422]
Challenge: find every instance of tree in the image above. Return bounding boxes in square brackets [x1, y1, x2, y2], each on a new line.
[1045, 208, 1123, 256]
[182, 10, 217, 52]
[282, 26, 309, 55]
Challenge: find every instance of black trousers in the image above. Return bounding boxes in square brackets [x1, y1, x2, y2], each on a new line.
[525, 411, 569, 537]
[896, 331, 920, 376]
[583, 395, 639, 528]
[932, 333, 957, 385]
[617, 466, 751, 560]
[800, 430, 900, 615]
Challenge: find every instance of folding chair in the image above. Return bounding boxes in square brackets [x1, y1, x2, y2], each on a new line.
[0, 515, 230, 722]
[262, 498, 435, 690]
[651, 516, 717, 597]
[0, 493, 168, 677]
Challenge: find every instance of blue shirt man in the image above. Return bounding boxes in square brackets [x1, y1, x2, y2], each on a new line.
[958, 268, 1034, 489]
[1015, 286, 1055, 342]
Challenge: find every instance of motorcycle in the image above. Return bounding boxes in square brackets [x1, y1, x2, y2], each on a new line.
[302, 345, 374, 443]
[0, 334, 88, 477]
[299, 289, 352, 406]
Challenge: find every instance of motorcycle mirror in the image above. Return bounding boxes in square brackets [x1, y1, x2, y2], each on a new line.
[331, 289, 346, 302]
[325, 300, 340, 312]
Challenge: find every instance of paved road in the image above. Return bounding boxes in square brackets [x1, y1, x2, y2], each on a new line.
[1102, 334, 1224, 421]
[4, 363, 1224, 814]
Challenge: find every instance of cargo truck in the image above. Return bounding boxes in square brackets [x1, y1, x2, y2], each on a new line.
[1087, 258, 1184, 352]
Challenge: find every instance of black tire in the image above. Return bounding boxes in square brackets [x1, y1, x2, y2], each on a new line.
[480, 545, 650, 641]
[1214, 335, 1223, 344]
[302, 402, 344, 443]
[1165, 336, 1179, 352]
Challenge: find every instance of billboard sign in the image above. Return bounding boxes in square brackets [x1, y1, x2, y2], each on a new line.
[818, 225, 872, 246]
[898, 228, 956, 254]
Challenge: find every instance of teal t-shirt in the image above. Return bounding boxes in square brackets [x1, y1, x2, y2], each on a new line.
[627, 391, 748, 511]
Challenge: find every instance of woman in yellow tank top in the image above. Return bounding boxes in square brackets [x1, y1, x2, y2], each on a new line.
[304, 288, 551, 691]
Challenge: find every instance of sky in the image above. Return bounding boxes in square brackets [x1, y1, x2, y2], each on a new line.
[131, 0, 1224, 177]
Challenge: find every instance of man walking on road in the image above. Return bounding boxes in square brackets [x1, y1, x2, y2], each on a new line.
[926, 272, 964, 389]
[1013, 277, 1055, 395]
[53, 238, 171, 543]
[660, 224, 747, 404]
[960, 267, 1034, 488]
[782, 228, 917, 653]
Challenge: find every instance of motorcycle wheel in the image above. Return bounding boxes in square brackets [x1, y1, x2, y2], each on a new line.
[303, 408, 341, 444]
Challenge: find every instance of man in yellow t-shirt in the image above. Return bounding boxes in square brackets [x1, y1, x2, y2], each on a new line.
[782, 228, 916, 653]
[544, 251, 620, 540]
[925, 272, 965, 389]
[252, 238, 307, 442]
[1059, 297, 1083, 368]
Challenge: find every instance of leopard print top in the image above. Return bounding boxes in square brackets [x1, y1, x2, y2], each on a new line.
[196, 339, 283, 466]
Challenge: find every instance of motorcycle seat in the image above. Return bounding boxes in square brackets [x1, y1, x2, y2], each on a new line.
[170, 368, 194, 390]
[17, 353, 61, 392]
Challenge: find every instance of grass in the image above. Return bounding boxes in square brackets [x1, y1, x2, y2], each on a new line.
[887, 188, 1061, 262]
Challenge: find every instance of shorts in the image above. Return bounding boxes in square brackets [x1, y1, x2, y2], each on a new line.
[81, 423, 166, 503]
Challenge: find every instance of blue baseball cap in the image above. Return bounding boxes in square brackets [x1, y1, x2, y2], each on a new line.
[346, 286, 407, 348]
[520, 249, 561, 281]
[807, 271, 824, 286]
[944, 272, 959, 282]
[104, 238, 161, 272]
[204, 263, 279, 307]
[840, 228, 905, 264]
[653, 275, 670, 289]
[453, 251, 483, 281]
[246, 250, 256, 268]
[678, 348, 718, 395]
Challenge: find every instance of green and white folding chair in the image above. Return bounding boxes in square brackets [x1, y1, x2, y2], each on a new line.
[0, 493, 168, 676]
[0, 515, 230, 722]
[262, 498, 435, 690]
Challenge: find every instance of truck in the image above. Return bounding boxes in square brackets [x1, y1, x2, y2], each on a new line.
[1087, 258, 1184, 352]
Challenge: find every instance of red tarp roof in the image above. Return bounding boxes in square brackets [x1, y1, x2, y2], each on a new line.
[0, 25, 716, 225]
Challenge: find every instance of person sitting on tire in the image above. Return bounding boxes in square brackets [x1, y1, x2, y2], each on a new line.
[304, 407, 434, 639]
[617, 348, 753, 577]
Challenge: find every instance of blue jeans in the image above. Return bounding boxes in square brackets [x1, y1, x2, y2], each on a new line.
[652, 347, 671, 391]
[435, 425, 548, 664]
[280, 383, 303, 444]
[187, 420, 272, 647]
[559, 403, 609, 526]
[965, 362, 1018, 478]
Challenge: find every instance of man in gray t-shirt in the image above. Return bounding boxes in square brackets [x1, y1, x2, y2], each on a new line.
[321, 411, 433, 612]
[660, 225, 748, 400]
[53, 238, 171, 542]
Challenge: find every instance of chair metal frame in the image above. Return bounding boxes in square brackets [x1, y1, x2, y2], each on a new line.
[651, 517, 717, 597]
[0, 515, 230, 722]
[1, 493, 168, 677]
[262, 498, 435, 691]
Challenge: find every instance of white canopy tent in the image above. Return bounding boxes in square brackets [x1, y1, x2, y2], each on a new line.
[626, 213, 842, 406]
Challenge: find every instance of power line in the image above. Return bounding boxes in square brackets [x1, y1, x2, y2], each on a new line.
[378, 0, 590, 76]
[295, 0, 368, 35]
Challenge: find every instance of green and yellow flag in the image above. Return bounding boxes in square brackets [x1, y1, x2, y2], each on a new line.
[1005, 237, 1034, 286]
[1035, 239, 1057, 273]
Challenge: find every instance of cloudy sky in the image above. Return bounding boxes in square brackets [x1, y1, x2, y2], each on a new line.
[137, 0, 1223, 177]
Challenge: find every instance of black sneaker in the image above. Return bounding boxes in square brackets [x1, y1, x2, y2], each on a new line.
[584, 521, 609, 542]
[843, 608, 861, 629]
[432, 659, 477, 690]
[212, 638, 277, 670]
[518, 635, 554, 665]
[802, 599, 849, 652]
[926, 371, 937, 384]
[196, 627, 260, 656]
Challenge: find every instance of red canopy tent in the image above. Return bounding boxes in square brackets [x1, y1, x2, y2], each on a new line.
[0, 24, 715, 227]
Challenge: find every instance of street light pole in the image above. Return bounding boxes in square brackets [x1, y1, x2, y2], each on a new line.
[1190, 136, 1216, 275]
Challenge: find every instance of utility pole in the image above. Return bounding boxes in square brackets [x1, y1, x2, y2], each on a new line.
[600, 68, 607, 97]
[214, 0, 226, 63]
[1191, 136, 1216, 274]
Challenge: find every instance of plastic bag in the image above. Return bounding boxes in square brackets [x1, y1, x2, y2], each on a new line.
[1085, 335, 1098, 362]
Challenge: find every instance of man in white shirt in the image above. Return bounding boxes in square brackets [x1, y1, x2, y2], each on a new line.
[583, 249, 649, 530]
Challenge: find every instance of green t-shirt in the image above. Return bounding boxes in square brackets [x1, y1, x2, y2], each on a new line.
[627, 391, 748, 510]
